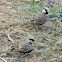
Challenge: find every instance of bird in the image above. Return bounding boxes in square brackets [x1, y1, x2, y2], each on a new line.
[17, 39, 35, 54]
[23, 6, 49, 29]
[32, 6, 50, 29]
[7, 34, 35, 54]
[10, 39, 35, 54]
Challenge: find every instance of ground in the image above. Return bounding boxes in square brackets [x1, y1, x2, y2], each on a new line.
[0, 0, 62, 62]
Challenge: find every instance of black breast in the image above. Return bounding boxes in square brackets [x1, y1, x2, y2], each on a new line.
[20, 49, 33, 54]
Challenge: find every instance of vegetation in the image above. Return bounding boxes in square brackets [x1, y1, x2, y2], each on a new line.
[0, 0, 62, 62]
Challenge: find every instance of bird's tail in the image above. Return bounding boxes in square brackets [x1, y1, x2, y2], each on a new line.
[21, 19, 36, 26]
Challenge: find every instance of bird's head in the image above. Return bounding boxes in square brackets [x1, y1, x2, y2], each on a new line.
[29, 39, 35, 44]
[42, 6, 49, 14]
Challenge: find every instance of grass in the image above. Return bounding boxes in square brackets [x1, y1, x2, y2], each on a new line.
[58, 56, 62, 62]
[0, 22, 9, 29]
[56, 43, 62, 46]
[28, 0, 36, 5]
[0, 0, 62, 62]
[42, 51, 52, 59]
[35, 42, 43, 49]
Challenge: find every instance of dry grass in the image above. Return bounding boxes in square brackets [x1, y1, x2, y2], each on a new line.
[0, 0, 62, 62]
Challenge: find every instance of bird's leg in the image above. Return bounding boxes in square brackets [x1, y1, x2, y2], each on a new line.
[33, 24, 40, 32]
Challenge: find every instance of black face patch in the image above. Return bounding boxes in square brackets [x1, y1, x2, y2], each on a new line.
[45, 9, 48, 14]
[29, 39, 35, 42]
[29, 42, 32, 44]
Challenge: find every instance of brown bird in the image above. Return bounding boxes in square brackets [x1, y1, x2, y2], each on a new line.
[31, 6, 49, 29]
[23, 6, 49, 29]
[7, 34, 35, 54]
[10, 39, 35, 54]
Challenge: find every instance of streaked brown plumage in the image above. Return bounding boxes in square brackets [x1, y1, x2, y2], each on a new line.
[10, 39, 35, 54]
[7, 34, 35, 54]
[23, 6, 49, 29]
[31, 6, 49, 29]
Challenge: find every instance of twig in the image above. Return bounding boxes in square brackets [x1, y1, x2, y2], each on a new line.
[0, 57, 7, 62]
[7, 33, 19, 47]
[7, 33, 15, 44]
